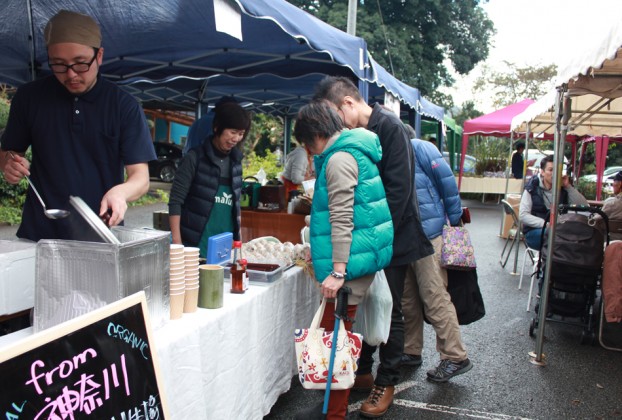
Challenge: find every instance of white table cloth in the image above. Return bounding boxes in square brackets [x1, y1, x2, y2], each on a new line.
[154, 267, 319, 419]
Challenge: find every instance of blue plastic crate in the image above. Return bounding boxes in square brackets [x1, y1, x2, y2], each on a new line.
[207, 232, 233, 264]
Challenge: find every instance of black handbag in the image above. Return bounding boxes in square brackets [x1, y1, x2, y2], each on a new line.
[446, 268, 486, 325]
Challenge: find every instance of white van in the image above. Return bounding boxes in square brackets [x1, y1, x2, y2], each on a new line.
[525, 149, 568, 177]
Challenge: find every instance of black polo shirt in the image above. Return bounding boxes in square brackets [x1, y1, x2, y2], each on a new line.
[1, 75, 156, 241]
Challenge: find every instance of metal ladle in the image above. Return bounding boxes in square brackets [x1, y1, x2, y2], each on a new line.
[8, 152, 70, 219]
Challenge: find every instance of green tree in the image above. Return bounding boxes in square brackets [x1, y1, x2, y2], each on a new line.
[288, 0, 494, 97]
[473, 62, 557, 108]
[244, 113, 284, 158]
[453, 100, 483, 127]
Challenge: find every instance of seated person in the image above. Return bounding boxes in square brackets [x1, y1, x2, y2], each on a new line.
[519, 155, 588, 250]
[281, 140, 314, 201]
[602, 171, 622, 240]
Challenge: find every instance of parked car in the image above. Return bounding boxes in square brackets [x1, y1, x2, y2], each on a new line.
[580, 166, 622, 182]
[442, 152, 476, 174]
[149, 142, 183, 182]
[525, 149, 568, 177]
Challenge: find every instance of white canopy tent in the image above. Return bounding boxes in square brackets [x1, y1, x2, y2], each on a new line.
[509, 14, 622, 364]
[511, 17, 622, 137]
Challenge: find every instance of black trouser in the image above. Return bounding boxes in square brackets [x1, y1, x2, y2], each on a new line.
[356, 264, 407, 386]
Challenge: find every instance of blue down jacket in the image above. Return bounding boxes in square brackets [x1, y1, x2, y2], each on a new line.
[411, 138, 462, 239]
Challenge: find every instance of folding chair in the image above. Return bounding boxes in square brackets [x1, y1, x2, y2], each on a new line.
[499, 199, 523, 269]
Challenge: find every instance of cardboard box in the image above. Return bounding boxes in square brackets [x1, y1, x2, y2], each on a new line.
[33, 227, 170, 332]
[0, 241, 36, 316]
[501, 194, 522, 239]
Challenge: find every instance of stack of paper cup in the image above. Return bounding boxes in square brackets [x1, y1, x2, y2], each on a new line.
[169, 244, 186, 320]
[183, 246, 200, 313]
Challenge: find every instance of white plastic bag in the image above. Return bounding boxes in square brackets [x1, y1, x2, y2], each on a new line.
[354, 270, 392, 346]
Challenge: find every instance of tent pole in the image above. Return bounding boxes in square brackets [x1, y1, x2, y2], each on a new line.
[415, 100, 422, 142]
[437, 120, 444, 152]
[283, 115, 292, 156]
[513, 125, 531, 272]
[532, 87, 568, 366]
[499, 132, 514, 236]
[521, 124, 531, 192]
[408, 110, 416, 137]
[511, 125, 531, 274]
[26, 0, 36, 81]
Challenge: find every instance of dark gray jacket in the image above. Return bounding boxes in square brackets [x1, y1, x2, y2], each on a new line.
[168, 137, 243, 246]
[367, 104, 434, 266]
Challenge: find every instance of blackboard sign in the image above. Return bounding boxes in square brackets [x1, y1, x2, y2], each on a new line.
[0, 292, 168, 419]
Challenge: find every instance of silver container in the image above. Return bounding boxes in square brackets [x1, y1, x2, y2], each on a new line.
[34, 227, 170, 332]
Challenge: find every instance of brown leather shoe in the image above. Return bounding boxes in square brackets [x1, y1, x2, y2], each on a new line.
[352, 373, 374, 391]
[359, 384, 394, 418]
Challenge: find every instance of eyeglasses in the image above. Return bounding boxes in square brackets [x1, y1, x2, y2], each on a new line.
[48, 51, 98, 74]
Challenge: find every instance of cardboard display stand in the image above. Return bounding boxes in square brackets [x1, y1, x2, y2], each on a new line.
[0, 292, 168, 419]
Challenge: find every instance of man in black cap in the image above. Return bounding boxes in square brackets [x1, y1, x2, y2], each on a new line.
[602, 171, 622, 240]
[0, 10, 156, 241]
[511, 142, 525, 179]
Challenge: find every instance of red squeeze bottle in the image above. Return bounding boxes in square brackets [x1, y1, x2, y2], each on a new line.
[230, 241, 246, 294]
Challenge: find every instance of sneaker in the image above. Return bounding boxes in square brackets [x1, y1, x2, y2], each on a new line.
[426, 358, 473, 383]
[400, 353, 423, 367]
[359, 384, 394, 418]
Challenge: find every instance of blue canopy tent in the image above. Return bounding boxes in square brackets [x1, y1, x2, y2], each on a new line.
[367, 57, 444, 145]
[1, 0, 444, 152]
[121, 56, 445, 150]
[122, 64, 445, 121]
[121, 64, 444, 153]
[0, 0, 368, 87]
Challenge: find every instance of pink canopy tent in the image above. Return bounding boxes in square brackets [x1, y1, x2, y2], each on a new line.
[458, 99, 535, 189]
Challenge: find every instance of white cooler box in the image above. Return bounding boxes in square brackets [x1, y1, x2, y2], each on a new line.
[0, 240, 36, 316]
[33, 227, 170, 332]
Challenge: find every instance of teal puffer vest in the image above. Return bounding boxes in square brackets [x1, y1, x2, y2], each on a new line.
[310, 128, 393, 282]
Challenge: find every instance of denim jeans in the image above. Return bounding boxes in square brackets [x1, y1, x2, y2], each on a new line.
[525, 228, 544, 250]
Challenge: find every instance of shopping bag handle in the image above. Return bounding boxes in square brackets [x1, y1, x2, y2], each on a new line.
[335, 286, 351, 321]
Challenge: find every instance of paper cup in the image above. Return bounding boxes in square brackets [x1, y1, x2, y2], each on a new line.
[183, 246, 200, 255]
[185, 258, 200, 266]
[170, 256, 185, 264]
[170, 292, 185, 320]
[198, 264, 224, 309]
[170, 244, 185, 254]
[183, 287, 199, 313]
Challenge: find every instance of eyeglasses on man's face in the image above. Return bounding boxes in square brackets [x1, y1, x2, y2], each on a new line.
[48, 50, 99, 74]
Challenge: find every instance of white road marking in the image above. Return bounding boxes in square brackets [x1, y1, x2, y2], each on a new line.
[392, 399, 533, 420]
[349, 380, 532, 419]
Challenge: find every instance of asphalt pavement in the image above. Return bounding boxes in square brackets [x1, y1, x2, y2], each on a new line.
[2, 194, 622, 419]
[263, 199, 622, 420]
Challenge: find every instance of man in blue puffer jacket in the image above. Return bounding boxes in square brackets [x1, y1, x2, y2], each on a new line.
[401, 131, 471, 383]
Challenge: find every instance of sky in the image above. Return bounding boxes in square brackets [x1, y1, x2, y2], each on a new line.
[444, 0, 622, 113]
